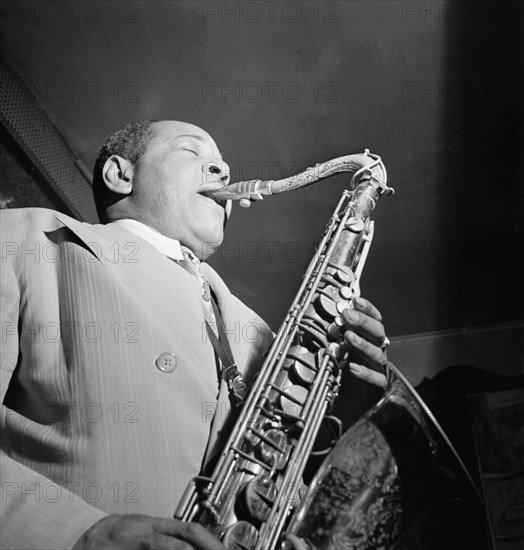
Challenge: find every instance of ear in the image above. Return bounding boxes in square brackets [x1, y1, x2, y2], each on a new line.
[102, 155, 134, 195]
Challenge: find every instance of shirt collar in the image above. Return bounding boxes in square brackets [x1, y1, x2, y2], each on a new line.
[107, 219, 185, 260]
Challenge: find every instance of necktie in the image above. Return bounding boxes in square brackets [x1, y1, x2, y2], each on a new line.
[177, 247, 246, 403]
[179, 246, 211, 302]
[177, 246, 217, 332]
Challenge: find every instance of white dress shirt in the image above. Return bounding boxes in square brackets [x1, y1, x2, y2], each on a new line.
[107, 218, 185, 260]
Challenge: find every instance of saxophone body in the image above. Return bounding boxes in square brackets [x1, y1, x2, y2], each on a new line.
[175, 152, 482, 549]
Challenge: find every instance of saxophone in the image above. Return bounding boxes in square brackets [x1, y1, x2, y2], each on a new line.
[175, 152, 482, 549]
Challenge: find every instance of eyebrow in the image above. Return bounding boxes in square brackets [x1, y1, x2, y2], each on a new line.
[169, 134, 206, 142]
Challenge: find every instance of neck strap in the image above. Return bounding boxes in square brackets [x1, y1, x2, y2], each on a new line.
[206, 297, 247, 405]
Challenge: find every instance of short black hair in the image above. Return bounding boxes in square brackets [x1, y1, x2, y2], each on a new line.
[92, 120, 161, 221]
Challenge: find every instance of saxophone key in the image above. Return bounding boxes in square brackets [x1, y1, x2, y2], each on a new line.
[280, 384, 308, 418]
[291, 361, 317, 385]
[221, 520, 259, 550]
[315, 288, 340, 319]
[327, 342, 342, 359]
[338, 285, 353, 300]
[332, 264, 354, 285]
[346, 216, 365, 233]
[284, 346, 317, 385]
[241, 476, 277, 522]
[326, 322, 341, 342]
[254, 428, 289, 470]
[275, 479, 309, 513]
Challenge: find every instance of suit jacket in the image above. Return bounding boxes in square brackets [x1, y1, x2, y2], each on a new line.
[0, 208, 273, 549]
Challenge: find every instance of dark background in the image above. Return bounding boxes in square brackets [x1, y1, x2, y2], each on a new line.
[0, 0, 522, 341]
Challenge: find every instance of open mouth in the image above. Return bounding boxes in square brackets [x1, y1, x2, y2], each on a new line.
[197, 190, 227, 210]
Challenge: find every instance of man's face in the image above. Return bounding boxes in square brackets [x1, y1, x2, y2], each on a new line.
[130, 121, 231, 259]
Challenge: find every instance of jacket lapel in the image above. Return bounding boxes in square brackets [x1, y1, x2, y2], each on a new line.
[55, 214, 109, 263]
[55, 213, 210, 347]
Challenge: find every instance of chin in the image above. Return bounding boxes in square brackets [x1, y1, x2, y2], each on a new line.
[196, 234, 223, 261]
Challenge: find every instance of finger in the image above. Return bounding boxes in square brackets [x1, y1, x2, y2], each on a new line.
[344, 330, 386, 368]
[341, 308, 386, 347]
[352, 296, 382, 322]
[154, 520, 225, 550]
[348, 362, 387, 388]
[148, 532, 195, 550]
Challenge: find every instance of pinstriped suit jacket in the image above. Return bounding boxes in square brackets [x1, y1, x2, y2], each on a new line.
[0, 208, 273, 549]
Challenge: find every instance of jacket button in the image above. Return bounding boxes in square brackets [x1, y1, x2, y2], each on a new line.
[155, 352, 177, 373]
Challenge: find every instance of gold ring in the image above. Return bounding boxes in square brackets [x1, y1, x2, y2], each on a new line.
[379, 336, 390, 351]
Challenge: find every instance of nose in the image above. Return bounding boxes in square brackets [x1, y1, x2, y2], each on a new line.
[203, 161, 230, 185]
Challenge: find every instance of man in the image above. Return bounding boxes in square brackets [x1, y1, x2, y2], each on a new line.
[0, 120, 389, 549]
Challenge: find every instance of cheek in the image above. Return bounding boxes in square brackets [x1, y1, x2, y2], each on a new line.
[156, 174, 190, 212]
[166, 168, 200, 205]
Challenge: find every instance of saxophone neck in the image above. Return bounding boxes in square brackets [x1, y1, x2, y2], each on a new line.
[211, 150, 393, 206]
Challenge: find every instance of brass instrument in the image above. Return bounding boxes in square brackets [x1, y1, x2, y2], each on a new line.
[175, 152, 483, 549]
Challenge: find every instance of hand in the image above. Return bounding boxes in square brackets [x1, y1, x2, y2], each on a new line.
[341, 297, 390, 389]
[72, 514, 225, 550]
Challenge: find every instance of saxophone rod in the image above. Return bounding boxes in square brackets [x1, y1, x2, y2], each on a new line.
[211, 151, 391, 207]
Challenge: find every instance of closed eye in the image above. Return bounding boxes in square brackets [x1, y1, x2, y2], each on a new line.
[182, 148, 197, 155]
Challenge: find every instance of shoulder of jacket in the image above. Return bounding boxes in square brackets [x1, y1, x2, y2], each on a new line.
[0, 207, 79, 233]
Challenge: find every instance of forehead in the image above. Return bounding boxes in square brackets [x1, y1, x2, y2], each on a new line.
[150, 121, 217, 148]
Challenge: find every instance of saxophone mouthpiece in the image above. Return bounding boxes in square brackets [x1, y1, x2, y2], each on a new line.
[211, 179, 273, 208]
